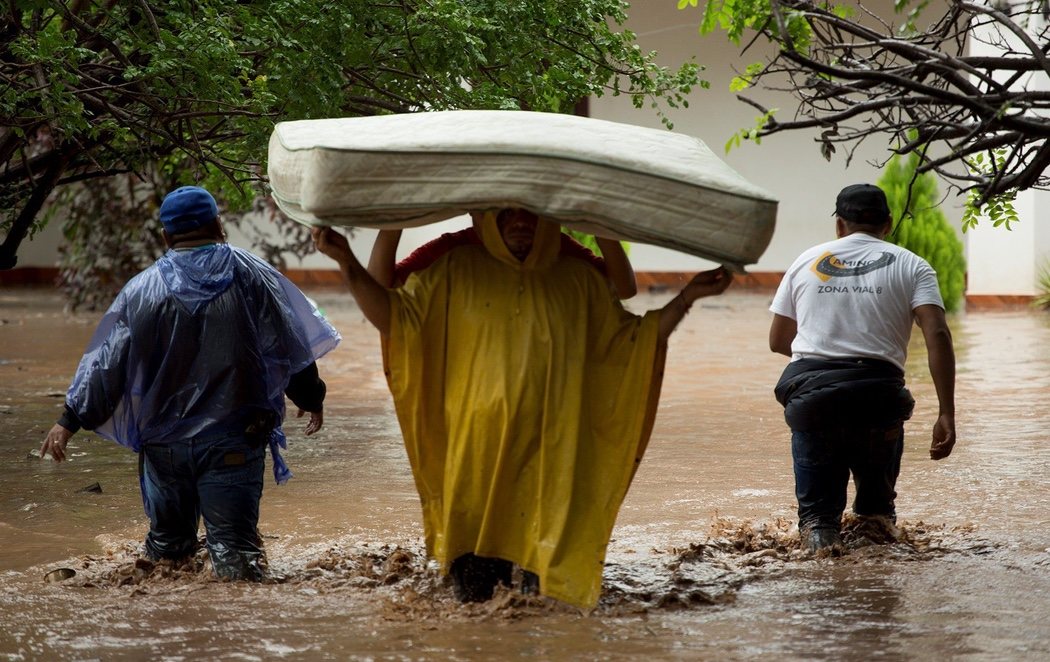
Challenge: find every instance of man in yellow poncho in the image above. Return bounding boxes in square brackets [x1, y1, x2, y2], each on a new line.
[312, 209, 731, 608]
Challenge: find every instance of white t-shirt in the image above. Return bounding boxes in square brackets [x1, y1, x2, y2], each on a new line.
[770, 232, 944, 370]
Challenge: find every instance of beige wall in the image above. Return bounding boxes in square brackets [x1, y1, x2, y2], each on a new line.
[13, 214, 65, 268]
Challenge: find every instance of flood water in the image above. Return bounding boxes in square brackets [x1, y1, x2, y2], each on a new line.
[1, 287, 1049, 661]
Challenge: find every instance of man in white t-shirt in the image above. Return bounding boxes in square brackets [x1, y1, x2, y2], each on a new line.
[769, 183, 956, 552]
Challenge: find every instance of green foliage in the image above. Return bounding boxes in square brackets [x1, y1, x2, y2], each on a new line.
[961, 191, 1020, 233]
[893, 0, 931, 34]
[565, 229, 602, 255]
[729, 62, 765, 92]
[1, 0, 702, 174]
[2, 1, 701, 301]
[562, 228, 630, 257]
[960, 151, 1020, 232]
[693, 0, 813, 51]
[878, 151, 966, 312]
[725, 108, 776, 152]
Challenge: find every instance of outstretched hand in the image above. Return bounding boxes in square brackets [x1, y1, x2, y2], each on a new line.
[40, 424, 73, 462]
[311, 226, 352, 265]
[297, 408, 323, 436]
[657, 266, 734, 341]
[929, 413, 956, 460]
[682, 266, 733, 303]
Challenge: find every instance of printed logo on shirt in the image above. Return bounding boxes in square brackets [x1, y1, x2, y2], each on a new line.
[810, 251, 896, 282]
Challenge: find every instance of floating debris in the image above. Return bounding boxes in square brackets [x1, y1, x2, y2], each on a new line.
[44, 568, 76, 583]
[33, 517, 1003, 621]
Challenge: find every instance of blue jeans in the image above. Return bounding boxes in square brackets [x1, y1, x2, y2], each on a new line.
[140, 430, 266, 580]
[791, 423, 905, 533]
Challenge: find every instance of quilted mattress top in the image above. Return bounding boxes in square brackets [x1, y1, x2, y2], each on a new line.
[267, 110, 777, 267]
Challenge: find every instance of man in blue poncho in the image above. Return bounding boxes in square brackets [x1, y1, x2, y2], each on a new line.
[39, 185, 340, 580]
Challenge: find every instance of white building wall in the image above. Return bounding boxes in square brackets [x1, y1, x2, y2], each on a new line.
[965, 189, 1048, 296]
[965, 7, 1049, 296]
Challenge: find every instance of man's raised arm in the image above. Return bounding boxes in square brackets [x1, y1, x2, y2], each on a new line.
[312, 226, 392, 335]
[595, 236, 638, 299]
[367, 229, 403, 288]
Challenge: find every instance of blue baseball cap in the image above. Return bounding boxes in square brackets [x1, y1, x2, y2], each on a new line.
[159, 186, 219, 234]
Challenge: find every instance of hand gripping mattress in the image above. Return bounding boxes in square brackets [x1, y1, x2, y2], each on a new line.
[268, 110, 777, 268]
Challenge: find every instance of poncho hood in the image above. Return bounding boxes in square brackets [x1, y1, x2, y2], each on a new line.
[157, 243, 235, 313]
[474, 211, 560, 269]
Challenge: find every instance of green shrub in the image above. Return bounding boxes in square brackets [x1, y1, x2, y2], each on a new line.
[1034, 261, 1050, 310]
[878, 153, 966, 312]
[562, 228, 629, 257]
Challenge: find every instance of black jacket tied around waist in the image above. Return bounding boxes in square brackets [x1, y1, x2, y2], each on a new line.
[774, 358, 915, 432]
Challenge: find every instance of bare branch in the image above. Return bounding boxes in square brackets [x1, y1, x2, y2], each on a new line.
[726, 0, 1050, 199]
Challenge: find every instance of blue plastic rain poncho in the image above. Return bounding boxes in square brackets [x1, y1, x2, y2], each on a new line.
[65, 244, 340, 483]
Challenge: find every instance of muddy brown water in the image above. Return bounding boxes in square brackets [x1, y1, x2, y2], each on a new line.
[1, 288, 1049, 660]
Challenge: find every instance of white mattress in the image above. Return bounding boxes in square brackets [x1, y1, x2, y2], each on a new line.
[268, 110, 777, 268]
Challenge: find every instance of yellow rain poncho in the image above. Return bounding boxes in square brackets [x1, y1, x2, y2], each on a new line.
[384, 213, 665, 608]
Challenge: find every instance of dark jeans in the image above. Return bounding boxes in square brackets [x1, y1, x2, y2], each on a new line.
[141, 430, 266, 580]
[791, 423, 905, 533]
